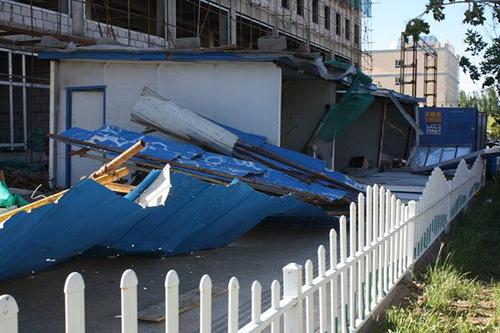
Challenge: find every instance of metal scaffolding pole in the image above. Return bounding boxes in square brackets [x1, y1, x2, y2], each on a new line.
[22, 54, 28, 149]
[8, 51, 14, 151]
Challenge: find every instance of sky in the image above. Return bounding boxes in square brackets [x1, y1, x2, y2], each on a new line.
[370, 0, 493, 94]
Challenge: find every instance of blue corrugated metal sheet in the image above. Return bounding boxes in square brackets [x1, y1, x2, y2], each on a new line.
[106, 174, 325, 255]
[59, 125, 357, 202]
[64, 126, 266, 178]
[221, 124, 365, 197]
[0, 180, 139, 281]
[37, 50, 324, 78]
[419, 107, 482, 149]
[0, 172, 323, 281]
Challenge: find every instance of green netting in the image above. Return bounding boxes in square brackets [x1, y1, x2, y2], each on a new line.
[319, 61, 375, 140]
[347, 0, 372, 16]
[327, 59, 373, 86]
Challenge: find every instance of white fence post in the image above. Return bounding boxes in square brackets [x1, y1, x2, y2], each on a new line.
[383, 190, 391, 294]
[120, 269, 138, 333]
[0, 295, 18, 333]
[317, 245, 327, 333]
[339, 215, 348, 333]
[283, 263, 303, 333]
[200, 275, 212, 333]
[251, 281, 262, 329]
[364, 186, 372, 317]
[371, 184, 379, 309]
[356, 193, 365, 324]
[64, 272, 85, 333]
[227, 277, 239, 333]
[329, 229, 338, 333]
[377, 187, 385, 302]
[304, 260, 314, 333]
[406, 201, 417, 274]
[165, 270, 179, 333]
[348, 202, 357, 332]
[270, 280, 281, 333]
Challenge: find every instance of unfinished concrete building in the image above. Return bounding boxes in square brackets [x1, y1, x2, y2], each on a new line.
[1, 0, 370, 59]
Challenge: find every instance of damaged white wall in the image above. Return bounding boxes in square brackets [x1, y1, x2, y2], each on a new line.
[51, 60, 282, 187]
[280, 79, 336, 153]
[333, 98, 416, 171]
[333, 99, 385, 171]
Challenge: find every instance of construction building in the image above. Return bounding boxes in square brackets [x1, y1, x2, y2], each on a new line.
[371, 36, 459, 107]
[0, 0, 372, 153]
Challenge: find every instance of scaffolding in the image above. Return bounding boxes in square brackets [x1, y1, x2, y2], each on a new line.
[0, 0, 372, 64]
[399, 33, 438, 105]
[424, 49, 438, 107]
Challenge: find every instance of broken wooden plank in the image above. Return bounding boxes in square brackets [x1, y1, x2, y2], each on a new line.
[0, 168, 129, 224]
[90, 140, 145, 179]
[104, 183, 136, 194]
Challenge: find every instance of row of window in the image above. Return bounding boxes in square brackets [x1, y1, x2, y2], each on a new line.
[14, 0, 361, 46]
[282, 0, 360, 44]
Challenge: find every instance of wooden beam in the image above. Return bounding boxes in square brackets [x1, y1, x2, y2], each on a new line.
[90, 141, 145, 178]
[104, 183, 136, 194]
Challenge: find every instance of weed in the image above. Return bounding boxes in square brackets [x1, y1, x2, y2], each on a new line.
[377, 178, 500, 332]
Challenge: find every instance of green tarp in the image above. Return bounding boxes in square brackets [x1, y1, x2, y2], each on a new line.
[0, 181, 28, 209]
[319, 60, 375, 140]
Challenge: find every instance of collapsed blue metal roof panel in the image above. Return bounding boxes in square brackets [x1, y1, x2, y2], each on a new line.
[221, 125, 365, 194]
[0, 172, 324, 281]
[260, 143, 365, 191]
[0, 180, 139, 281]
[58, 126, 351, 202]
[62, 126, 266, 177]
[250, 168, 347, 202]
[106, 174, 324, 254]
[64, 126, 200, 160]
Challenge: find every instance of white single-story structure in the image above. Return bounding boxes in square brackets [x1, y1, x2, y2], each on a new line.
[40, 49, 340, 187]
[39, 48, 421, 188]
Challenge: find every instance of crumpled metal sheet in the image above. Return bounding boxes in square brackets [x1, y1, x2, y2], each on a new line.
[0, 180, 139, 281]
[60, 126, 354, 202]
[0, 173, 323, 281]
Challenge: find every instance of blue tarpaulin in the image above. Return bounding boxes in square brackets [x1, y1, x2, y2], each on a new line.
[0, 172, 324, 281]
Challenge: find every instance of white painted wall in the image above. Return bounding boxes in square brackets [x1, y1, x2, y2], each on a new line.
[53, 60, 282, 187]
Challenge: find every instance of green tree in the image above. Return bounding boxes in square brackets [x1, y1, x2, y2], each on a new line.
[458, 87, 500, 138]
[404, 1, 499, 94]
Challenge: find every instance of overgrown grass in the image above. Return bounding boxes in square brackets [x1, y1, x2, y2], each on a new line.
[376, 177, 500, 333]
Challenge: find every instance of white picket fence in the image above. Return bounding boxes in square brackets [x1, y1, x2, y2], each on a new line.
[0, 158, 486, 333]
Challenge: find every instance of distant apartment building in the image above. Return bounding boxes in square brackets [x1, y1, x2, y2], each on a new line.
[371, 36, 459, 107]
[0, 0, 370, 151]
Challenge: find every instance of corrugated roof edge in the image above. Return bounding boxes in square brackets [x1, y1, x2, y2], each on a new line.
[38, 48, 421, 104]
[374, 88, 426, 105]
[37, 48, 325, 79]
[38, 48, 309, 62]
